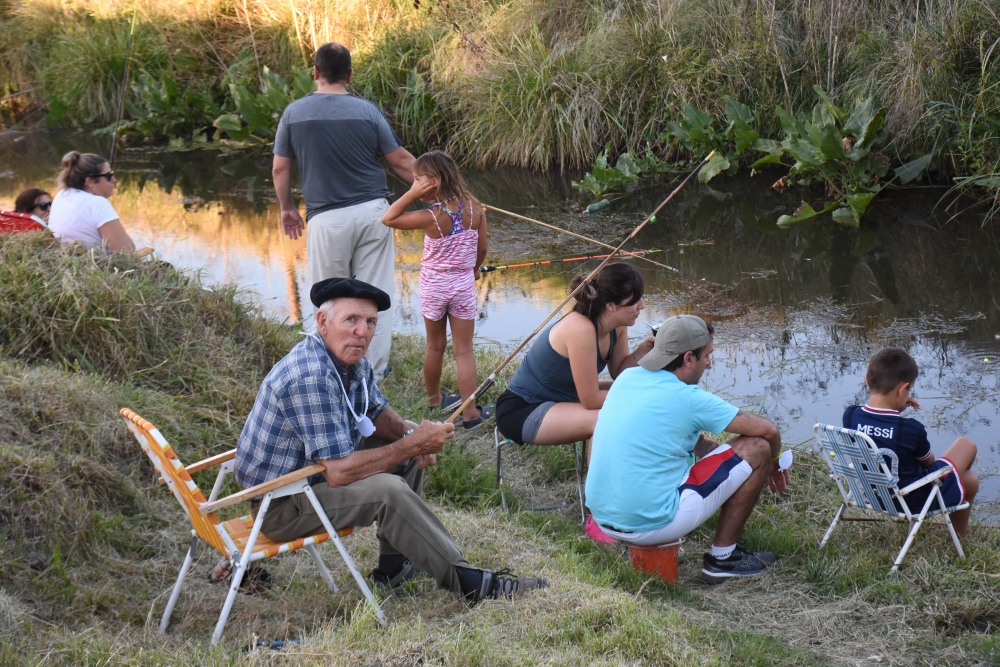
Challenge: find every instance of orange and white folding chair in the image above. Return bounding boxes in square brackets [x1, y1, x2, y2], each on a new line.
[120, 408, 385, 645]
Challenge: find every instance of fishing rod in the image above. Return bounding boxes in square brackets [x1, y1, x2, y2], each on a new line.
[483, 204, 678, 273]
[445, 151, 715, 425]
[109, 1, 139, 169]
[479, 249, 660, 273]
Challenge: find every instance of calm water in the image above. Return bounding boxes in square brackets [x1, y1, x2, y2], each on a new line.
[3, 130, 998, 520]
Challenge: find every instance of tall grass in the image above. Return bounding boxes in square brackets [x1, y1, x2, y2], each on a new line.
[0, 0, 998, 214]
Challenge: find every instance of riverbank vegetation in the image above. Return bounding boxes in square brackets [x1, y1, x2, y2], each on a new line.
[0, 0, 997, 215]
[1, 232, 999, 664]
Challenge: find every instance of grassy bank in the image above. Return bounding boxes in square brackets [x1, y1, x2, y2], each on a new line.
[0, 0, 997, 201]
[0, 232, 999, 664]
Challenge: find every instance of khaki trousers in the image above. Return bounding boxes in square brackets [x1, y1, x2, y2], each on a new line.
[257, 438, 476, 596]
[306, 199, 394, 378]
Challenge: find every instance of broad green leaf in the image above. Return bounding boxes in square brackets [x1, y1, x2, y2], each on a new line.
[750, 154, 788, 169]
[813, 87, 847, 125]
[732, 126, 758, 155]
[777, 200, 838, 227]
[698, 153, 730, 183]
[722, 95, 754, 125]
[845, 191, 876, 219]
[753, 138, 782, 155]
[844, 96, 877, 135]
[683, 104, 714, 133]
[857, 107, 887, 149]
[776, 106, 805, 138]
[784, 138, 825, 168]
[213, 113, 243, 133]
[894, 153, 933, 184]
[831, 206, 860, 227]
[615, 152, 642, 177]
[806, 122, 845, 161]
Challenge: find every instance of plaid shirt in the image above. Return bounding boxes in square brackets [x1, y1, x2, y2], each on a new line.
[235, 332, 389, 489]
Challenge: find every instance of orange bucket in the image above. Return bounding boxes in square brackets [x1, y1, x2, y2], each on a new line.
[627, 539, 682, 583]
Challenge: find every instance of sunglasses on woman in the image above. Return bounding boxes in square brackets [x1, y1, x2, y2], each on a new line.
[92, 171, 115, 180]
[33, 202, 52, 211]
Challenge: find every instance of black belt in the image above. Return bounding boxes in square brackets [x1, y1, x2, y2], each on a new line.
[601, 523, 632, 534]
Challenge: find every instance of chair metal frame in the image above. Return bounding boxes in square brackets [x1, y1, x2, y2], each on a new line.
[494, 427, 586, 524]
[813, 423, 969, 573]
[121, 408, 386, 645]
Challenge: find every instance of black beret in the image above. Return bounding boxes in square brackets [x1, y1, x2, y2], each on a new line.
[310, 277, 391, 311]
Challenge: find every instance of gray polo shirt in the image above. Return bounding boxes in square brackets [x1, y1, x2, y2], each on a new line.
[273, 93, 400, 220]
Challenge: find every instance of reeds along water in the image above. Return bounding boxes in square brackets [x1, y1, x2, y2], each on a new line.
[0, 0, 997, 183]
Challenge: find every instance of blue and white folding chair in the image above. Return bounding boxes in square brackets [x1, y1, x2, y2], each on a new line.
[813, 423, 968, 573]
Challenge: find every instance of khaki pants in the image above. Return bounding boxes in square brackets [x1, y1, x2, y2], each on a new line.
[257, 438, 476, 596]
[306, 198, 394, 377]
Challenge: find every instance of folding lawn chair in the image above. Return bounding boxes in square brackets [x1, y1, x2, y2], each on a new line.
[813, 423, 969, 573]
[494, 427, 586, 524]
[120, 408, 386, 645]
[0, 210, 48, 233]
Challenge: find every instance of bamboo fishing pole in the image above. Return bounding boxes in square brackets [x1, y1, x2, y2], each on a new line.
[483, 204, 678, 273]
[479, 249, 659, 273]
[445, 151, 715, 424]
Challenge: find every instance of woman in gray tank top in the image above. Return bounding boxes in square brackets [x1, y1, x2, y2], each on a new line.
[496, 263, 656, 447]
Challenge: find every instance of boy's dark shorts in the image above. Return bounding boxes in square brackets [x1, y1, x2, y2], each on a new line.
[898, 458, 966, 513]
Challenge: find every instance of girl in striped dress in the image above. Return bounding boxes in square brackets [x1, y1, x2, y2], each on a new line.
[382, 151, 491, 429]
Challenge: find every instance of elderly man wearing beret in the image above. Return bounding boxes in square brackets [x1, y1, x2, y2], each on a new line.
[235, 277, 546, 602]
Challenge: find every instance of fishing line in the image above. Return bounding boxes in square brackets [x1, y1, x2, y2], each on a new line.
[483, 204, 678, 273]
[444, 151, 715, 424]
[479, 249, 659, 273]
[109, 1, 139, 169]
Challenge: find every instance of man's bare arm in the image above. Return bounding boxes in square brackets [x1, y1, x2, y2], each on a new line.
[273, 155, 304, 239]
[372, 406, 409, 442]
[319, 419, 454, 487]
[385, 147, 416, 184]
[724, 411, 782, 458]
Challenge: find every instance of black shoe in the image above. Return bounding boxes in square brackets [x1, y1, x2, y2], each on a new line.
[700, 547, 773, 585]
[370, 560, 422, 591]
[472, 568, 548, 602]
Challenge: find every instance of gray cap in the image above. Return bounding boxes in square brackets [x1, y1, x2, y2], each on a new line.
[639, 315, 712, 371]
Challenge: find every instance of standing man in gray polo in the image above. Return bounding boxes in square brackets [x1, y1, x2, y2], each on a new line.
[273, 42, 415, 379]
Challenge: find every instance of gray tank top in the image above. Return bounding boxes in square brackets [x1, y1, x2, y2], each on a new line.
[506, 317, 618, 404]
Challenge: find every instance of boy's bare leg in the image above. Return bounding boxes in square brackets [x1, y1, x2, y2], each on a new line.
[942, 437, 978, 538]
[711, 436, 770, 547]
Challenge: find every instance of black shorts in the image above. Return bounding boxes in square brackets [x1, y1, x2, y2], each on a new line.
[495, 389, 555, 445]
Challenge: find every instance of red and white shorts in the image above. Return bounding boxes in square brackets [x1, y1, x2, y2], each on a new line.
[599, 444, 753, 546]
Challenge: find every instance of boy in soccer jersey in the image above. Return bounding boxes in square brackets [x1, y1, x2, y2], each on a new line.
[844, 347, 979, 536]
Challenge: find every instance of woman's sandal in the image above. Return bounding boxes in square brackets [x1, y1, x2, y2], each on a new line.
[462, 404, 495, 430]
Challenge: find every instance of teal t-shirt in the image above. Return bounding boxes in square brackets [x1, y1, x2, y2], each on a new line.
[585, 367, 739, 533]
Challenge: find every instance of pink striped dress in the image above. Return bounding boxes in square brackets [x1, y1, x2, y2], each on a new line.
[419, 201, 479, 321]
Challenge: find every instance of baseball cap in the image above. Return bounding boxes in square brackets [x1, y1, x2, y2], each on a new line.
[639, 315, 713, 370]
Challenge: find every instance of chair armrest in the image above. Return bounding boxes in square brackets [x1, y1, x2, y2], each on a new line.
[186, 449, 237, 474]
[897, 466, 952, 495]
[199, 463, 326, 514]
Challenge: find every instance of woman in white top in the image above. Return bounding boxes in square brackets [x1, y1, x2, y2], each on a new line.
[48, 151, 135, 252]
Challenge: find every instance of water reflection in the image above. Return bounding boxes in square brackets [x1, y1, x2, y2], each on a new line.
[1, 132, 997, 518]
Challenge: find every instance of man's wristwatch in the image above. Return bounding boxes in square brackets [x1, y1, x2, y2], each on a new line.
[403, 428, 415, 437]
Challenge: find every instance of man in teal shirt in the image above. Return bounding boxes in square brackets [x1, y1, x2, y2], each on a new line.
[586, 315, 790, 583]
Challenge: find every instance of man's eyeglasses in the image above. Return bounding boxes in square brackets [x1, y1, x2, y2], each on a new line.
[33, 202, 51, 211]
[92, 171, 115, 180]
